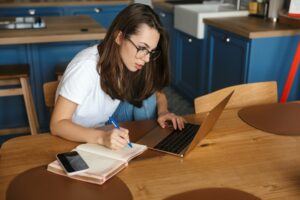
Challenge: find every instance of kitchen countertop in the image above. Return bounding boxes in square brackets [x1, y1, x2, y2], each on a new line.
[154, 2, 300, 39]
[204, 16, 300, 39]
[0, 15, 106, 45]
[3, 0, 299, 39]
[0, 0, 129, 7]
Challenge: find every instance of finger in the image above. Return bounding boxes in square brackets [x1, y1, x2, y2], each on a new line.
[176, 117, 182, 130]
[180, 117, 186, 130]
[110, 144, 120, 150]
[116, 132, 129, 144]
[111, 136, 127, 149]
[118, 130, 129, 141]
[157, 118, 166, 128]
[177, 117, 184, 130]
[171, 117, 177, 130]
[111, 131, 127, 144]
[112, 128, 128, 140]
[120, 127, 129, 134]
[111, 142, 124, 150]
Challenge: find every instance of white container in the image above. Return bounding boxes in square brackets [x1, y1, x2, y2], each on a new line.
[268, 0, 284, 22]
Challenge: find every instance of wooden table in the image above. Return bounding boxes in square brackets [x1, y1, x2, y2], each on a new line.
[1, 108, 300, 200]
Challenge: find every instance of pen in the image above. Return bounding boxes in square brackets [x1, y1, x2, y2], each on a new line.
[108, 116, 133, 148]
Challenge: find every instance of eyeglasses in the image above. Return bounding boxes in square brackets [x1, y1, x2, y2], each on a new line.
[126, 37, 161, 61]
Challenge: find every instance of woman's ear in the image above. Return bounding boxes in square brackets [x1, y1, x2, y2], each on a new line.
[115, 31, 124, 45]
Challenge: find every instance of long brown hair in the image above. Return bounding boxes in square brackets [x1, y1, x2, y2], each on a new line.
[97, 3, 170, 107]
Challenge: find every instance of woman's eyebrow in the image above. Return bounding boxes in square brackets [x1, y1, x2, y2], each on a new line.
[140, 42, 157, 50]
[140, 42, 150, 48]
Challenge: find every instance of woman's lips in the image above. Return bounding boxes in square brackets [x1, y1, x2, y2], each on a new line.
[135, 63, 143, 70]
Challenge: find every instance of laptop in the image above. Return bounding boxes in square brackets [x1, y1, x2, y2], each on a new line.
[137, 91, 234, 157]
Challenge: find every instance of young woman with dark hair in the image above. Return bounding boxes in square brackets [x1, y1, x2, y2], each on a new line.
[50, 3, 186, 150]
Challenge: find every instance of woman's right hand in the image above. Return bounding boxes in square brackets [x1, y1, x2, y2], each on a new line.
[99, 128, 129, 150]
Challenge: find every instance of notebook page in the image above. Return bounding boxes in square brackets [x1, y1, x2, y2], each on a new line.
[76, 143, 147, 162]
[76, 150, 126, 177]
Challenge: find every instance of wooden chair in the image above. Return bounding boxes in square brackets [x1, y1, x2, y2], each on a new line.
[0, 64, 39, 135]
[43, 81, 59, 113]
[194, 81, 278, 114]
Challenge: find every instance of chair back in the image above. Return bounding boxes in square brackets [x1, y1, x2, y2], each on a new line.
[194, 81, 278, 114]
[43, 81, 59, 113]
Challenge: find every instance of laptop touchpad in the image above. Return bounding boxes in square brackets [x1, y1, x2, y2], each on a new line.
[137, 126, 173, 148]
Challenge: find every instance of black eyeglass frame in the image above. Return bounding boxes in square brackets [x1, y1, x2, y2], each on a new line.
[126, 37, 161, 61]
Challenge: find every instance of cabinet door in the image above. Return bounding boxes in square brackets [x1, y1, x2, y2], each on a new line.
[154, 7, 179, 87]
[174, 31, 205, 102]
[0, 45, 30, 130]
[65, 5, 127, 28]
[248, 35, 300, 101]
[30, 41, 98, 132]
[207, 27, 249, 92]
[0, 7, 64, 17]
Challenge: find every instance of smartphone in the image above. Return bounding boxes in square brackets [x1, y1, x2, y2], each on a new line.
[56, 151, 89, 176]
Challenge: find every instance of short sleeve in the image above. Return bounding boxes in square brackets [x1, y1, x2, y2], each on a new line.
[58, 59, 98, 105]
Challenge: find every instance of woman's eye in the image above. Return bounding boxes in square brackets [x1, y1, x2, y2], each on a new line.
[138, 47, 148, 51]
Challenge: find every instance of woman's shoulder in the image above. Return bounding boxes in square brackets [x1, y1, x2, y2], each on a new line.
[74, 44, 99, 62]
[67, 45, 99, 70]
[61, 45, 100, 81]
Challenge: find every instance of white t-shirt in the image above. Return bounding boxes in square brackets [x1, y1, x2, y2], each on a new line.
[56, 45, 120, 128]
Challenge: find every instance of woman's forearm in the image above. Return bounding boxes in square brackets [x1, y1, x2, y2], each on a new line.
[156, 91, 169, 116]
[50, 119, 105, 144]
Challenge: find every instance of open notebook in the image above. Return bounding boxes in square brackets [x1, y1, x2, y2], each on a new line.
[47, 143, 147, 185]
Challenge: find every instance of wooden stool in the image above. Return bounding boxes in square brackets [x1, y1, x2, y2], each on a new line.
[0, 64, 39, 135]
[55, 63, 67, 81]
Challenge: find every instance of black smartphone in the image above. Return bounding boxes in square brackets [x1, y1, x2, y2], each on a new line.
[56, 151, 89, 176]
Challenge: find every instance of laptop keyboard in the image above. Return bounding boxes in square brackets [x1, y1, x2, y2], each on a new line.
[154, 123, 200, 154]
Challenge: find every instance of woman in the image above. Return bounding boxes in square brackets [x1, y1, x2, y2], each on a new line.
[50, 3, 186, 150]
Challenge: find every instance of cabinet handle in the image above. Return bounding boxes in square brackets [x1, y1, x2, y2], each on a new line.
[94, 8, 103, 13]
[160, 12, 166, 18]
[224, 37, 230, 43]
[188, 38, 193, 43]
[28, 9, 36, 15]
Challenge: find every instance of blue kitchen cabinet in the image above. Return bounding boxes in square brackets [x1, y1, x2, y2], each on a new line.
[0, 45, 30, 129]
[207, 26, 249, 92]
[0, 41, 97, 132]
[154, 7, 207, 101]
[174, 31, 207, 102]
[154, 7, 179, 87]
[0, 3, 125, 134]
[247, 35, 300, 101]
[207, 26, 300, 101]
[30, 41, 98, 132]
[0, 7, 64, 17]
[64, 4, 127, 28]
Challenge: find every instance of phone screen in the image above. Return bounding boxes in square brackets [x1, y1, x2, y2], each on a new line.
[56, 151, 89, 174]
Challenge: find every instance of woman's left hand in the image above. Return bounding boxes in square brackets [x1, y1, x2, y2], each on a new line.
[157, 111, 186, 130]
